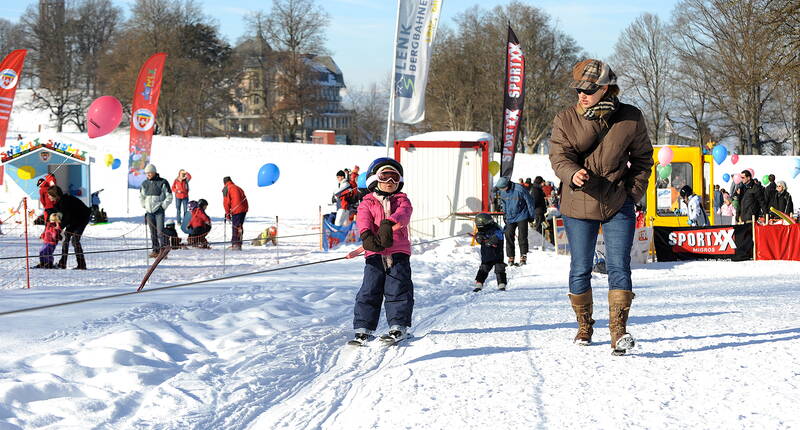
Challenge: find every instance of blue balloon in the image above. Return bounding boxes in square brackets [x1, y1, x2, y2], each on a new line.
[258, 163, 280, 187]
[712, 145, 728, 165]
[357, 172, 367, 189]
[111, 158, 121, 169]
[722, 173, 730, 183]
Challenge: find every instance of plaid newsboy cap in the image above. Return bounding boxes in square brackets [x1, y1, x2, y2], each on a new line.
[570, 59, 617, 90]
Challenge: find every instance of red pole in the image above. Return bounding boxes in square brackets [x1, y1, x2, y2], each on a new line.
[23, 197, 31, 289]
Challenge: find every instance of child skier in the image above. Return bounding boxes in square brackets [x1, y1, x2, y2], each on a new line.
[349, 157, 414, 346]
[472, 213, 507, 292]
[35, 212, 62, 268]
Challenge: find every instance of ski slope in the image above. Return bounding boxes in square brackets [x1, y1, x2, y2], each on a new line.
[1, 121, 799, 428]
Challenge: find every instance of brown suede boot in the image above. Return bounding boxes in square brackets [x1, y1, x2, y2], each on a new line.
[568, 289, 594, 345]
[608, 290, 636, 355]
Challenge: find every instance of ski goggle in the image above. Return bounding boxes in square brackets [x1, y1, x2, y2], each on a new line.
[377, 170, 401, 184]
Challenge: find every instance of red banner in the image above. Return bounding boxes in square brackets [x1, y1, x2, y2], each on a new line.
[128, 53, 167, 189]
[500, 26, 525, 179]
[0, 49, 27, 185]
[755, 224, 800, 261]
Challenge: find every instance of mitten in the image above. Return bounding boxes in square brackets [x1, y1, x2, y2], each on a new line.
[360, 230, 385, 252]
[377, 219, 395, 248]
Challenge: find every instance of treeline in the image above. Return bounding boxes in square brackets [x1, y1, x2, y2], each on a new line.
[0, 0, 336, 139]
[422, 0, 799, 155]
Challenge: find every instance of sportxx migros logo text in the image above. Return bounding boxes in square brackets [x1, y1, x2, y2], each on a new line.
[133, 108, 155, 132]
[0, 69, 18, 90]
[668, 228, 736, 254]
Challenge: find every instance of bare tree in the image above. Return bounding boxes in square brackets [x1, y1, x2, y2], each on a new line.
[612, 13, 674, 145]
[671, 0, 791, 154]
[426, 2, 580, 153]
[245, 0, 330, 141]
[73, 0, 121, 98]
[0, 18, 24, 54]
[345, 81, 388, 145]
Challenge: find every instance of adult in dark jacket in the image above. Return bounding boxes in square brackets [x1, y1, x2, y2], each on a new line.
[495, 176, 537, 266]
[774, 181, 794, 215]
[529, 176, 547, 233]
[222, 176, 248, 250]
[548, 59, 653, 355]
[738, 169, 765, 223]
[140, 164, 173, 256]
[763, 174, 777, 211]
[48, 186, 91, 269]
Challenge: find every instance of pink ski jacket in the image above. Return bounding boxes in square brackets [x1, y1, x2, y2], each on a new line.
[356, 192, 413, 258]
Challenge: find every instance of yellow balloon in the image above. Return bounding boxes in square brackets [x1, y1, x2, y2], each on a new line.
[488, 160, 501, 176]
[17, 165, 36, 180]
[105, 153, 114, 167]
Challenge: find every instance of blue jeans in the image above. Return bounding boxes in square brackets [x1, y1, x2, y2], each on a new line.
[145, 208, 166, 252]
[176, 198, 188, 223]
[562, 199, 635, 294]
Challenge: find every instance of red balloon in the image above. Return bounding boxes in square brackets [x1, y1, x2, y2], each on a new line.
[86, 96, 123, 138]
[731, 153, 739, 165]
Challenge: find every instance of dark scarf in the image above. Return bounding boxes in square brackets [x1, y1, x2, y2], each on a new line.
[578, 95, 619, 125]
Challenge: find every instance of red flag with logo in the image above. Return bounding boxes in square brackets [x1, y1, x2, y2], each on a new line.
[128, 53, 167, 189]
[0, 49, 27, 185]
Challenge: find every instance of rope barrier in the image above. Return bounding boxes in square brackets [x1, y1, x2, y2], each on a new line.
[0, 233, 469, 316]
[0, 231, 324, 261]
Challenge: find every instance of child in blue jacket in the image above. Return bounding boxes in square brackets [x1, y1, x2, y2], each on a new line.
[473, 213, 507, 292]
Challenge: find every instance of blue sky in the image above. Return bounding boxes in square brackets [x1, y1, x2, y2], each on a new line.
[2, 0, 679, 88]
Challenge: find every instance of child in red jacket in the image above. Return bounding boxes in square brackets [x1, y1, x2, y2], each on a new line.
[35, 213, 62, 268]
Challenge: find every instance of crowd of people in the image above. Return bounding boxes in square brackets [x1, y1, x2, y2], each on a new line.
[330, 165, 364, 226]
[32, 164, 251, 269]
[716, 172, 795, 224]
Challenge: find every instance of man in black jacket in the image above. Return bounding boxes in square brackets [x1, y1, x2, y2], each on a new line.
[48, 186, 91, 269]
[529, 176, 547, 234]
[738, 170, 766, 223]
[763, 174, 777, 212]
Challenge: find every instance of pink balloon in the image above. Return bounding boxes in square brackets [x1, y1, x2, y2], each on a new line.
[657, 146, 674, 166]
[733, 173, 741, 184]
[86, 96, 123, 138]
[731, 153, 739, 165]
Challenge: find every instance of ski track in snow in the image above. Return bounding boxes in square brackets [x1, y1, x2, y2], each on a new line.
[1, 226, 800, 429]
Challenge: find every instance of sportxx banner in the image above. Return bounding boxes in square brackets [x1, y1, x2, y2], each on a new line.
[0, 49, 27, 185]
[500, 26, 524, 178]
[128, 53, 167, 189]
[391, 0, 443, 124]
[653, 225, 753, 262]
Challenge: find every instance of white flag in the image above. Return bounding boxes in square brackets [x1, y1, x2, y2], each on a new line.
[391, 0, 443, 124]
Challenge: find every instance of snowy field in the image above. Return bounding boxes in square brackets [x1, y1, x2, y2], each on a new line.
[2, 95, 799, 428]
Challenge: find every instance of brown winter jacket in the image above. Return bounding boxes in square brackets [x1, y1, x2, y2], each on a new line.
[549, 103, 653, 221]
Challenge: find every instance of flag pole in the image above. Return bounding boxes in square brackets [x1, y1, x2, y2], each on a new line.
[384, 0, 402, 156]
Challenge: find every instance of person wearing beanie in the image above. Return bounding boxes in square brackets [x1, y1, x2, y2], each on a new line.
[549, 58, 654, 356]
[348, 157, 414, 347]
[494, 175, 537, 267]
[222, 176, 248, 250]
[139, 163, 174, 257]
[48, 186, 91, 269]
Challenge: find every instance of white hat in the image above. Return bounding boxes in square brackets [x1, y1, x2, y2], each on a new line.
[144, 164, 157, 174]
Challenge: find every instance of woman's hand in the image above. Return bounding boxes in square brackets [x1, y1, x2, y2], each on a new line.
[572, 169, 590, 187]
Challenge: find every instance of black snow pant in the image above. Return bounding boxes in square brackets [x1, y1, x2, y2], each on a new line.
[475, 262, 507, 286]
[353, 253, 414, 331]
[504, 220, 529, 258]
[59, 221, 87, 269]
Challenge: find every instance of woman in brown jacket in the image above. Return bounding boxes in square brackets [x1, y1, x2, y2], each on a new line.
[548, 59, 654, 356]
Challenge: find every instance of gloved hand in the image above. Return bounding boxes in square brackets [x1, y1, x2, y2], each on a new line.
[360, 230, 384, 252]
[331, 195, 337, 204]
[378, 219, 395, 248]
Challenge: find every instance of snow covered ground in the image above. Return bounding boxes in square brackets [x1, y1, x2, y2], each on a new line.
[2, 105, 799, 428]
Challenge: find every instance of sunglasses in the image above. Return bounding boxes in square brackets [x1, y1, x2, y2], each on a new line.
[377, 170, 401, 184]
[575, 87, 600, 95]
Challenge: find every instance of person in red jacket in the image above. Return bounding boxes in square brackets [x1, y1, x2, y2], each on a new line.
[171, 169, 192, 224]
[38, 174, 57, 219]
[35, 212, 62, 268]
[222, 176, 248, 250]
[188, 198, 211, 247]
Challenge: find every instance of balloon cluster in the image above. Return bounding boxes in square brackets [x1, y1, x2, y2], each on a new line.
[656, 146, 673, 179]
